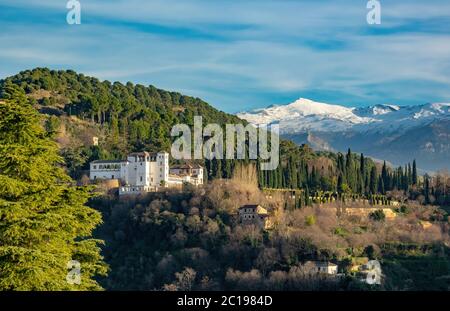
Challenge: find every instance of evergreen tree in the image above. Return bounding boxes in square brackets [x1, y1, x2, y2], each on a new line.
[407, 163, 412, 186]
[412, 160, 418, 185]
[345, 148, 356, 191]
[359, 153, 366, 194]
[304, 185, 311, 206]
[337, 174, 344, 194]
[369, 166, 378, 195]
[424, 175, 431, 204]
[0, 94, 107, 290]
[381, 161, 388, 192]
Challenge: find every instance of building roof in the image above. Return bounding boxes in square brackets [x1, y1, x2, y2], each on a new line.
[239, 204, 260, 209]
[171, 164, 193, 169]
[171, 163, 204, 170]
[239, 204, 268, 215]
[91, 160, 124, 164]
[307, 261, 338, 268]
[128, 151, 152, 157]
[91, 151, 171, 166]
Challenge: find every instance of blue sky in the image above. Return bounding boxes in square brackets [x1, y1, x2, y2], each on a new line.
[0, 0, 449, 113]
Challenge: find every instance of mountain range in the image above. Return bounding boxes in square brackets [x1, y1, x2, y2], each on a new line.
[237, 98, 450, 172]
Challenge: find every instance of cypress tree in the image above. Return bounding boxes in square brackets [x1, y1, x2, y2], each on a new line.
[407, 163, 412, 186]
[345, 148, 355, 191]
[424, 175, 431, 204]
[305, 185, 311, 206]
[0, 94, 107, 290]
[337, 174, 344, 194]
[378, 176, 385, 195]
[358, 153, 365, 194]
[412, 160, 418, 185]
[381, 161, 388, 192]
[369, 166, 378, 194]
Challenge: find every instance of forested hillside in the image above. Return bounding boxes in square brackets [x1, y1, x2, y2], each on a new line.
[0, 68, 240, 154]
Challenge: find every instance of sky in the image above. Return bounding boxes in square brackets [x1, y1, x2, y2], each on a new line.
[0, 0, 450, 113]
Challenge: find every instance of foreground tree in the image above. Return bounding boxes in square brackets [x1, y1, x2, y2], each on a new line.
[0, 88, 107, 290]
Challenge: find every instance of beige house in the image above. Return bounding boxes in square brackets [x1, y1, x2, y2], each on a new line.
[238, 204, 272, 230]
[169, 164, 204, 186]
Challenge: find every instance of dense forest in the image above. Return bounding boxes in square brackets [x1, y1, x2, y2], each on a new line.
[1, 68, 449, 291]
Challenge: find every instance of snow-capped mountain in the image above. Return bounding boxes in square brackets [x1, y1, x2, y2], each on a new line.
[237, 98, 450, 171]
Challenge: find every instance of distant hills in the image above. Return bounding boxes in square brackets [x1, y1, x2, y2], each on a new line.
[238, 98, 450, 171]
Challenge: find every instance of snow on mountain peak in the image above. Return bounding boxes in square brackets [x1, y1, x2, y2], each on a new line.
[237, 98, 374, 131]
[430, 103, 450, 113]
[237, 98, 450, 134]
[371, 104, 400, 115]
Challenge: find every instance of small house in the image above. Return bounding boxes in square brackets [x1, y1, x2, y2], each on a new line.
[304, 261, 338, 275]
[238, 204, 272, 230]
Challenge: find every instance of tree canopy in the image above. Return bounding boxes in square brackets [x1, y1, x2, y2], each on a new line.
[0, 86, 107, 290]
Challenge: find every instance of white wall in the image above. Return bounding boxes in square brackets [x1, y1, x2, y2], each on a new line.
[89, 162, 121, 180]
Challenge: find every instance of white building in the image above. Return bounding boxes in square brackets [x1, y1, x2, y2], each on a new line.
[169, 164, 204, 186]
[89, 160, 122, 180]
[89, 152, 202, 195]
[303, 261, 338, 275]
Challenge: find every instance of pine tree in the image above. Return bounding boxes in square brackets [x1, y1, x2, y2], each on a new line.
[0, 94, 107, 290]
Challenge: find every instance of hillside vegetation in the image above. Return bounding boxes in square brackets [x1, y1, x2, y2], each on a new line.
[1, 68, 449, 291]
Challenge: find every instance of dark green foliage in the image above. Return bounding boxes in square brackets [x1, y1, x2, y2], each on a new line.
[369, 210, 386, 222]
[0, 68, 241, 156]
[0, 92, 107, 290]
